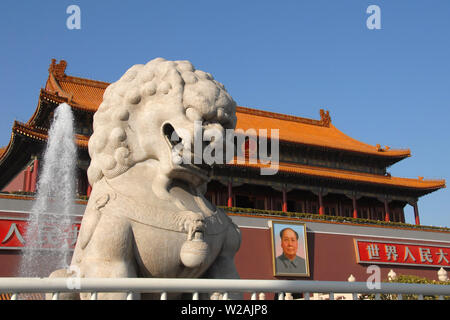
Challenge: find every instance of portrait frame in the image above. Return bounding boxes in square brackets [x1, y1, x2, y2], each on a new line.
[270, 220, 310, 277]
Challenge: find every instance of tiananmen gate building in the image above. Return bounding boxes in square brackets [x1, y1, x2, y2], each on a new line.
[0, 60, 448, 292]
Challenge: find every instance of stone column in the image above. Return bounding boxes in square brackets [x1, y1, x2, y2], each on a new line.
[30, 158, 39, 193]
[24, 166, 31, 192]
[282, 187, 287, 213]
[227, 181, 233, 207]
[352, 196, 358, 219]
[384, 199, 390, 222]
[413, 201, 420, 226]
[318, 191, 324, 215]
[344, 192, 360, 219]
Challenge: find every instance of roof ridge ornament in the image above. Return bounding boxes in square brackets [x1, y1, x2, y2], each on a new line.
[319, 109, 331, 127]
[49, 59, 67, 78]
[47, 60, 73, 103]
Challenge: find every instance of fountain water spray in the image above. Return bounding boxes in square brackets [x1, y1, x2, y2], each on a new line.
[18, 103, 77, 278]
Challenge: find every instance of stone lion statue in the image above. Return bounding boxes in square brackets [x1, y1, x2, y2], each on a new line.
[49, 58, 241, 299]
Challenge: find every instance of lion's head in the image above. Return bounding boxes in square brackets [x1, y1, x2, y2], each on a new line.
[87, 58, 237, 197]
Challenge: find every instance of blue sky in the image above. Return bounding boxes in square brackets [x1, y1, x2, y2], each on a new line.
[0, 1, 449, 227]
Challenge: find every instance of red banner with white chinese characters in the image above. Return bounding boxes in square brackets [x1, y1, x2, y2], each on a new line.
[0, 218, 80, 250]
[355, 239, 450, 268]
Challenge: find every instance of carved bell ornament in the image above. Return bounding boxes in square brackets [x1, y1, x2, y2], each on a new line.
[180, 231, 209, 268]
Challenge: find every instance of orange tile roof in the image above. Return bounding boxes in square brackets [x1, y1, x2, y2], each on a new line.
[227, 159, 446, 190]
[38, 89, 97, 114]
[46, 61, 410, 158]
[58, 76, 108, 112]
[235, 106, 410, 157]
[0, 293, 11, 300]
[0, 60, 442, 195]
[12, 121, 88, 149]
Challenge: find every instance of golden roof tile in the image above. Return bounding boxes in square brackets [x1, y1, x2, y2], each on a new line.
[227, 159, 445, 190]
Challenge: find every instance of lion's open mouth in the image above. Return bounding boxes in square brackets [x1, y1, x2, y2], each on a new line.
[162, 122, 210, 182]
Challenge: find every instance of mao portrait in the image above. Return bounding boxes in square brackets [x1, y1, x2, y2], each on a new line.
[270, 221, 309, 276]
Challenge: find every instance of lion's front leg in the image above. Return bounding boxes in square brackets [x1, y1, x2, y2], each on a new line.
[75, 213, 139, 300]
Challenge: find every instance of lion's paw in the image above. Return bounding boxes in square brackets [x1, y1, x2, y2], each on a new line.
[173, 211, 205, 240]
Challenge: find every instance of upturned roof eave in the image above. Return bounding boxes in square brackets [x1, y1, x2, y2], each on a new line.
[215, 161, 446, 192]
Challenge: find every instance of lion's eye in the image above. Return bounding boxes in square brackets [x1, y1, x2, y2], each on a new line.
[163, 123, 181, 146]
